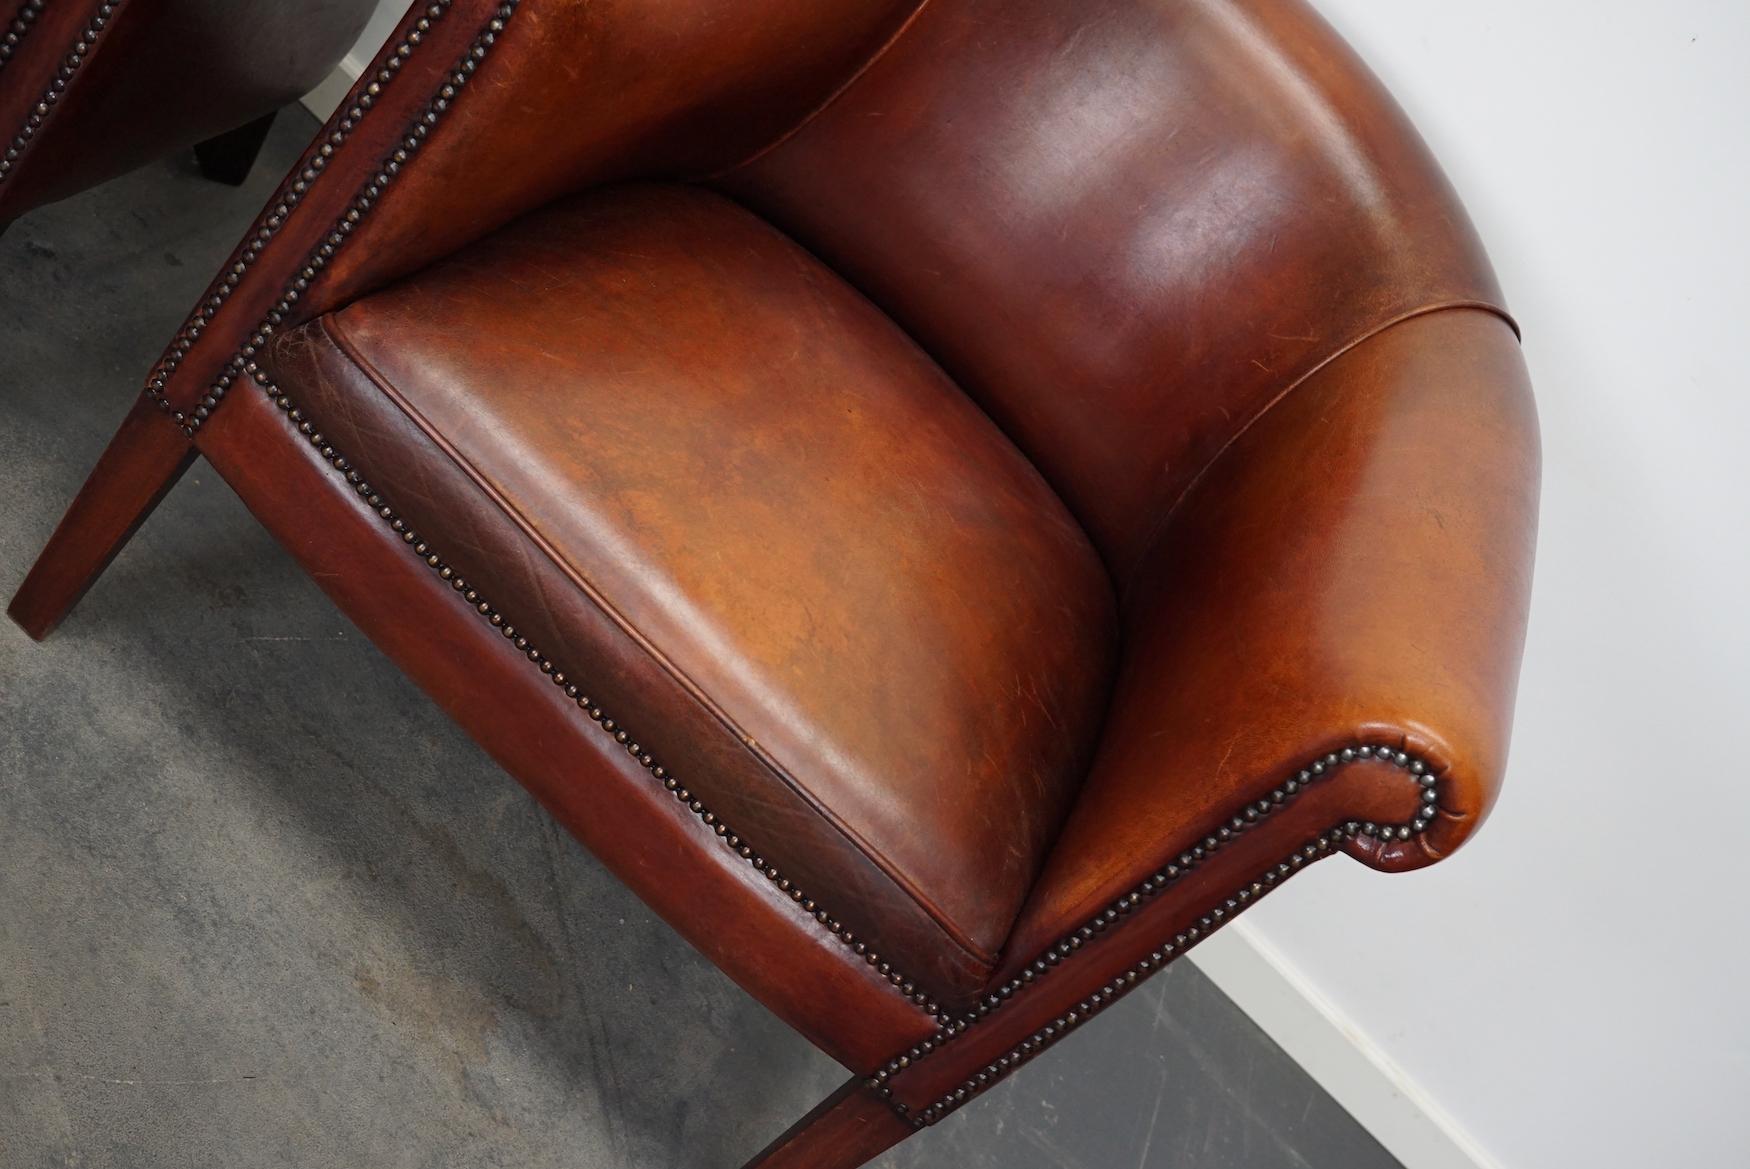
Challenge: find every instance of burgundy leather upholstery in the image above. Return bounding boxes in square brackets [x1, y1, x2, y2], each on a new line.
[263, 182, 1117, 1004]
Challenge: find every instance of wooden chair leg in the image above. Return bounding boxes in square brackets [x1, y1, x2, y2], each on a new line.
[193, 111, 277, 186]
[7, 394, 196, 640]
[740, 1077, 916, 1169]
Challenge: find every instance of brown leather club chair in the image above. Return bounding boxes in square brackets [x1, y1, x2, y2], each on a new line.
[0, 0, 380, 232]
[7, 0, 1540, 1164]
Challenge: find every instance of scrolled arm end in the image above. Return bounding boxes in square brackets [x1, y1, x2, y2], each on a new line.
[1003, 306, 1538, 965]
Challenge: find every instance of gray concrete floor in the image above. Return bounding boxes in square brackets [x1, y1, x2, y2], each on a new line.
[0, 110, 1404, 1169]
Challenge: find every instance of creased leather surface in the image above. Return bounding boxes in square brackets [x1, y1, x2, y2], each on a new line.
[263, 182, 1117, 1006]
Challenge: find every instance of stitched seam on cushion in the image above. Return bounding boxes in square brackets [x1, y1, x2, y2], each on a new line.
[707, 0, 935, 179]
[314, 311, 1003, 974]
[1119, 300, 1519, 586]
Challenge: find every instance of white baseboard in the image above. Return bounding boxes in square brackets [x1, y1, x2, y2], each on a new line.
[1189, 923, 1501, 1169]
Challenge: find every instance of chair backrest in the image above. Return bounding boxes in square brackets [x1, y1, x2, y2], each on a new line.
[716, 0, 1510, 582]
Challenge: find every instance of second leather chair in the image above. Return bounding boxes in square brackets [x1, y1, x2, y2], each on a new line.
[0, 0, 380, 231]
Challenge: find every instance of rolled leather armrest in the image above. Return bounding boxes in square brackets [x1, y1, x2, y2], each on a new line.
[999, 306, 1539, 972]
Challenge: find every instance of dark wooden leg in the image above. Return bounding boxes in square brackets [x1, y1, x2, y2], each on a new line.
[8, 394, 196, 640]
[193, 111, 277, 186]
[740, 1077, 916, 1169]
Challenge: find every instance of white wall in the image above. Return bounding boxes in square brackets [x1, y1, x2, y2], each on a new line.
[347, 2, 406, 71]
[307, 2, 1749, 1165]
[1203, 2, 1750, 1166]
[300, 2, 404, 119]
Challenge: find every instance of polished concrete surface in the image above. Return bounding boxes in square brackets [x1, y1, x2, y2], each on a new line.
[0, 110, 1404, 1169]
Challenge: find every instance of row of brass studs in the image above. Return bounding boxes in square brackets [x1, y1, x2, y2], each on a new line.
[141, 0, 478, 435]
[244, 365, 954, 1026]
[867, 748, 1442, 1126]
[0, 2, 116, 185]
[895, 828, 1361, 1128]
[0, 0, 48, 75]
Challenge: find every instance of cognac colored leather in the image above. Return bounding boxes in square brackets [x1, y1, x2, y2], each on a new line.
[1000, 306, 1538, 976]
[11, 0, 1540, 1164]
[292, 0, 925, 324]
[262, 182, 1117, 1003]
[0, 0, 377, 223]
[194, 379, 945, 1073]
[718, 0, 1507, 577]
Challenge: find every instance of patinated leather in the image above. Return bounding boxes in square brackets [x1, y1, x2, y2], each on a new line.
[17, 0, 1543, 1154]
[718, 0, 1507, 577]
[198, 382, 948, 1072]
[301, 0, 925, 324]
[998, 308, 1539, 978]
[0, 0, 377, 223]
[262, 182, 1117, 1005]
[211, 0, 1535, 1033]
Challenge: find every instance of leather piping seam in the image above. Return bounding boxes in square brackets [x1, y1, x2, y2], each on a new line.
[1120, 300, 1519, 585]
[316, 310, 1003, 976]
[0, 0, 124, 190]
[867, 743, 1449, 1128]
[139, 0, 507, 436]
[237, 365, 952, 1029]
[0, 0, 50, 80]
[707, 0, 935, 179]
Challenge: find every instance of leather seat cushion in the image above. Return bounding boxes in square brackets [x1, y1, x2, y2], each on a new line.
[261, 182, 1116, 1003]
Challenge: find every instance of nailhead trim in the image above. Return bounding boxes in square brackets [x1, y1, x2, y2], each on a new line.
[0, 2, 118, 187]
[142, 0, 512, 436]
[244, 367, 952, 1025]
[894, 832, 1357, 1128]
[866, 746, 1444, 1127]
[0, 0, 48, 77]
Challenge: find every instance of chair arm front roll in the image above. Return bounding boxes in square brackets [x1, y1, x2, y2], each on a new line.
[997, 305, 1539, 977]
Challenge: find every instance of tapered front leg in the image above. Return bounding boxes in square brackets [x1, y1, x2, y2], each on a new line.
[193, 111, 278, 186]
[8, 393, 195, 639]
[741, 1078, 916, 1169]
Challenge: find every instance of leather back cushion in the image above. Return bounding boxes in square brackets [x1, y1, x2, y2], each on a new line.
[717, 0, 1505, 579]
